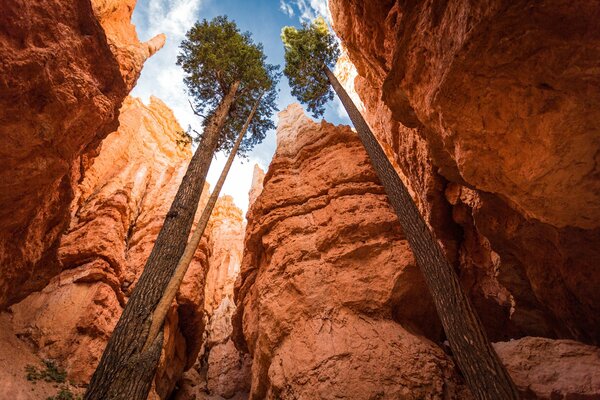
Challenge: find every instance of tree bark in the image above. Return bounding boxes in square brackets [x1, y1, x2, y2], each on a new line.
[142, 94, 262, 351]
[85, 81, 240, 400]
[324, 66, 519, 400]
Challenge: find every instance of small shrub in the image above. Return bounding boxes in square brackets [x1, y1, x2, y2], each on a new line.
[47, 386, 81, 400]
[25, 360, 67, 383]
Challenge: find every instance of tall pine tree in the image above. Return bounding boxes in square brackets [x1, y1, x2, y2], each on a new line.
[85, 16, 278, 400]
[281, 17, 518, 400]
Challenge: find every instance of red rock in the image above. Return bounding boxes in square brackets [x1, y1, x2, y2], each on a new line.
[248, 165, 265, 209]
[9, 97, 209, 398]
[0, 314, 85, 400]
[204, 196, 245, 316]
[233, 104, 467, 399]
[0, 0, 164, 308]
[494, 337, 600, 399]
[330, 0, 600, 345]
[175, 196, 251, 400]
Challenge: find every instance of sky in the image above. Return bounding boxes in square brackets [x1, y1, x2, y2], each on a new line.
[131, 0, 350, 213]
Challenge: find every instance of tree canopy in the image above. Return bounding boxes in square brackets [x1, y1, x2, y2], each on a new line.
[281, 16, 340, 118]
[177, 16, 279, 155]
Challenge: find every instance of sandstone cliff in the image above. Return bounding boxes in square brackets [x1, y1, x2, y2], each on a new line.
[233, 104, 469, 399]
[5, 96, 209, 399]
[330, 0, 600, 345]
[232, 102, 600, 399]
[0, 0, 164, 308]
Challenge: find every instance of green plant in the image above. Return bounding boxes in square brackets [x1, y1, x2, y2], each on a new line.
[25, 360, 66, 383]
[47, 386, 82, 400]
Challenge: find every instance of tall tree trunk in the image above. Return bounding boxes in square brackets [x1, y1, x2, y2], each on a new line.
[142, 94, 262, 351]
[324, 67, 519, 400]
[85, 81, 240, 400]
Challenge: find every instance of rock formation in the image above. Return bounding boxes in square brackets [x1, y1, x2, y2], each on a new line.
[175, 196, 251, 400]
[0, 0, 164, 308]
[233, 104, 469, 399]
[248, 164, 266, 207]
[329, 0, 600, 345]
[1, 0, 599, 399]
[494, 337, 600, 399]
[7, 96, 209, 398]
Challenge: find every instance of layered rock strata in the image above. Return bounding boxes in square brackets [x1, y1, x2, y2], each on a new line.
[233, 104, 469, 399]
[330, 0, 600, 344]
[8, 97, 208, 398]
[0, 0, 164, 308]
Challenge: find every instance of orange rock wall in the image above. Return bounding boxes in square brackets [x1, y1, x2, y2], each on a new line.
[233, 104, 469, 399]
[0, 0, 164, 308]
[329, 0, 600, 344]
[175, 196, 252, 400]
[9, 97, 208, 398]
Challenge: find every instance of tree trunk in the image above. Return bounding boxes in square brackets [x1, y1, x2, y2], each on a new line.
[142, 94, 262, 351]
[324, 67, 519, 400]
[85, 81, 240, 400]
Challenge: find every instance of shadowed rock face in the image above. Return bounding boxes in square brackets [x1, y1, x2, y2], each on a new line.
[174, 198, 252, 400]
[0, 0, 164, 308]
[9, 97, 208, 398]
[493, 337, 600, 399]
[233, 104, 469, 400]
[330, 0, 600, 345]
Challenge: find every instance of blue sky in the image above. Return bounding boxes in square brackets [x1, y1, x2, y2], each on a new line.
[131, 0, 350, 213]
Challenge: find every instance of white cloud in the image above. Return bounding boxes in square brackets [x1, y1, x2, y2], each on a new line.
[131, 0, 260, 214]
[146, 0, 201, 38]
[132, 0, 203, 132]
[279, 0, 295, 17]
[279, 0, 330, 23]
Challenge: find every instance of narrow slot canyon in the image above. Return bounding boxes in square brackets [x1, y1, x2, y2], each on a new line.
[0, 0, 599, 399]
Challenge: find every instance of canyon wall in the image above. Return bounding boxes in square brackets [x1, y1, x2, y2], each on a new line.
[0, 0, 164, 308]
[176, 196, 251, 400]
[232, 103, 600, 399]
[5, 96, 211, 399]
[329, 0, 600, 345]
[233, 104, 470, 399]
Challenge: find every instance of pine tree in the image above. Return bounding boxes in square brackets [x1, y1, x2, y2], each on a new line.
[85, 16, 278, 400]
[142, 95, 263, 352]
[281, 17, 519, 400]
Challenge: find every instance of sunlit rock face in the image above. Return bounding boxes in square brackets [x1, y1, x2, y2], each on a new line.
[330, 0, 600, 345]
[204, 196, 245, 317]
[233, 104, 469, 400]
[9, 97, 208, 398]
[0, 0, 164, 308]
[91, 0, 166, 88]
[248, 164, 266, 208]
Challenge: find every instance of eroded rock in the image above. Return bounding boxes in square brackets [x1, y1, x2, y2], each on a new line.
[0, 0, 164, 308]
[233, 104, 467, 399]
[494, 337, 600, 399]
[9, 97, 208, 397]
[330, 0, 600, 345]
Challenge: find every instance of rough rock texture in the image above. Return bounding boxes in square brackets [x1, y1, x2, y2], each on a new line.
[8, 97, 209, 398]
[330, 0, 600, 344]
[233, 104, 469, 399]
[204, 197, 245, 316]
[176, 196, 251, 400]
[0, 0, 164, 308]
[0, 314, 85, 400]
[494, 337, 600, 399]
